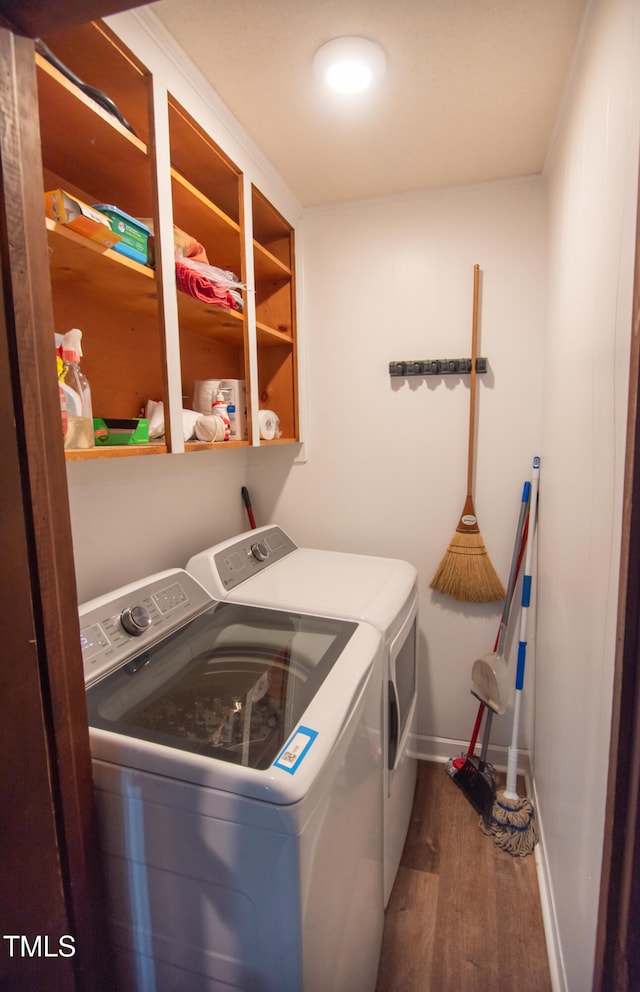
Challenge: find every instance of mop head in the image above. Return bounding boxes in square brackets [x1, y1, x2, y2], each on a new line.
[430, 530, 506, 603]
[483, 790, 539, 857]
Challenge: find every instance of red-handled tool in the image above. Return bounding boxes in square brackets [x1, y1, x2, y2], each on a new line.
[241, 487, 257, 529]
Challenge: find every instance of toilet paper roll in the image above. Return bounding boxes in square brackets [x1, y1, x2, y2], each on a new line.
[259, 409, 281, 440]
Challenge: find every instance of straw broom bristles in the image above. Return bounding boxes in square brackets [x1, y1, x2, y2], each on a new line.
[430, 532, 505, 602]
[429, 497, 505, 603]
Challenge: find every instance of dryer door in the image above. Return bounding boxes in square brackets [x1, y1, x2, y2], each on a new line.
[387, 595, 417, 773]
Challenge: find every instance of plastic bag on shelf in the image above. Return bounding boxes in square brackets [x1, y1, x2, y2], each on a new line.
[145, 400, 228, 443]
[175, 257, 244, 310]
[174, 254, 244, 291]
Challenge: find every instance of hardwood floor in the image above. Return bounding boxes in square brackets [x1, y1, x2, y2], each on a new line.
[375, 760, 552, 992]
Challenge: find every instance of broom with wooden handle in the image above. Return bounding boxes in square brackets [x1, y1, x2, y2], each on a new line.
[430, 264, 505, 603]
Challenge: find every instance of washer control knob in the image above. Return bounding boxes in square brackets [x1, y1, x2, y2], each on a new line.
[120, 605, 151, 637]
[251, 540, 270, 562]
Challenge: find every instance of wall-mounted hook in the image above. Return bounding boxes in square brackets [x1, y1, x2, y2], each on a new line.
[389, 358, 488, 377]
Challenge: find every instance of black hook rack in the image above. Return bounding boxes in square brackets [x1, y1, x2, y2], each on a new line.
[389, 358, 488, 377]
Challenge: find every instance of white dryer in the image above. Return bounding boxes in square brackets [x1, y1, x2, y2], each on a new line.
[186, 525, 418, 906]
[80, 568, 384, 992]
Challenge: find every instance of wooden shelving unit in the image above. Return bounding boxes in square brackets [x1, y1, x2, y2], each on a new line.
[252, 186, 298, 442]
[36, 20, 300, 459]
[167, 94, 250, 448]
[38, 21, 165, 450]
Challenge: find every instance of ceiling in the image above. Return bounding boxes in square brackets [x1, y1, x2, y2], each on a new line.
[149, 0, 587, 208]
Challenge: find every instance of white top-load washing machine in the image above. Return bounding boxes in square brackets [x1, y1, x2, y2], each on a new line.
[79, 568, 384, 992]
[186, 525, 418, 907]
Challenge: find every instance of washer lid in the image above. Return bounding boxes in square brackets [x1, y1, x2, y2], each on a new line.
[229, 549, 416, 629]
[186, 527, 417, 629]
[85, 600, 381, 804]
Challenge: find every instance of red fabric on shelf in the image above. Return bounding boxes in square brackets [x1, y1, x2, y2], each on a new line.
[175, 259, 239, 309]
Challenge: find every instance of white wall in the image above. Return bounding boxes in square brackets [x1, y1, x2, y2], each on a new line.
[69, 178, 547, 751]
[249, 177, 547, 754]
[71, 11, 548, 760]
[535, 1, 640, 990]
[67, 449, 250, 601]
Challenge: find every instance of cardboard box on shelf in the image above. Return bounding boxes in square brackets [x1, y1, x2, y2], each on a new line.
[92, 204, 150, 264]
[93, 418, 149, 446]
[44, 189, 121, 248]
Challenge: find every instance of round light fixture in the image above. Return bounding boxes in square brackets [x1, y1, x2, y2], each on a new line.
[313, 36, 386, 94]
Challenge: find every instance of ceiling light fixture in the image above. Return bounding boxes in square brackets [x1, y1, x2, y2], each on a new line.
[313, 36, 386, 94]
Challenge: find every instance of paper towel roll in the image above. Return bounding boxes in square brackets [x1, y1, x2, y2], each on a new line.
[192, 379, 221, 415]
[259, 409, 280, 440]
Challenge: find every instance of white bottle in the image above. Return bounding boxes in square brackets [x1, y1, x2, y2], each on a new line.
[219, 379, 248, 441]
[211, 390, 230, 441]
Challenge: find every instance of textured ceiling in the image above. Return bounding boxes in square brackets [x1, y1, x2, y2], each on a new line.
[149, 0, 587, 207]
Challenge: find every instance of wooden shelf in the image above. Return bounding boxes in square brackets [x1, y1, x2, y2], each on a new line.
[253, 240, 292, 281]
[65, 443, 167, 461]
[252, 189, 293, 267]
[184, 439, 249, 453]
[39, 21, 151, 145]
[37, 54, 153, 217]
[168, 96, 241, 225]
[171, 170, 242, 273]
[46, 218, 157, 316]
[177, 289, 245, 344]
[258, 436, 297, 445]
[256, 321, 293, 346]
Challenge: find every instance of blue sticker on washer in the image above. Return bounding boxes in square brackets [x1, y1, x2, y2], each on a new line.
[274, 726, 318, 774]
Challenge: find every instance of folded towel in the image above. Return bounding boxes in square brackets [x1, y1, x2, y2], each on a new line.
[175, 259, 239, 309]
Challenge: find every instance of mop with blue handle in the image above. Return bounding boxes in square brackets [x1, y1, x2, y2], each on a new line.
[485, 455, 540, 856]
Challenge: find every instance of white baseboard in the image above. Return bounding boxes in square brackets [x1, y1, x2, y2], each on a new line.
[409, 733, 564, 992]
[409, 731, 532, 779]
[530, 775, 567, 992]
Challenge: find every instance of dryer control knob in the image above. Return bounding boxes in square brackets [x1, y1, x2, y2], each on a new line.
[120, 605, 151, 636]
[251, 540, 270, 562]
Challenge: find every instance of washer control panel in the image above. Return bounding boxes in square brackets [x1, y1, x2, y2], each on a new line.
[79, 569, 213, 686]
[212, 526, 298, 591]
